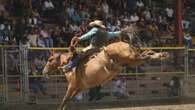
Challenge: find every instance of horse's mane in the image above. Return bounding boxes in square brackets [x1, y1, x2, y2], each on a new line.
[120, 28, 143, 53]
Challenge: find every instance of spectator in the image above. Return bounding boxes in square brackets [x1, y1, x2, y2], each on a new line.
[71, 11, 81, 24]
[0, 24, 6, 44]
[66, 5, 75, 20]
[184, 31, 193, 48]
[3, 21, 13, 44]
[37, 33, 46, 47]
[40, 26, 53, 47]
[27, 14, 40, 28]
[51, 26, 64, 47]
[0, 0, 191, 47]
[60, 25, 72, 47]
[130, 12, 139, 23]
[30, 56, 47, 97]
[42, 0, 55, 18]
[88, 86, 103, 101]
[136, 0, 144, 9]
[27, 28, 39, 47]
[69, 23, 80, 34]
[101, 1, 109, 19]
[112, 77, 129, 99]
[43, 0, 54, 10]
[165, 6, 174, 22]
[143, 8, 151, 22]
[74, 92, 84, 102]
[80, 7, 90, 21]
[167, 76, 181, 97]
[182, 18, 190, 30]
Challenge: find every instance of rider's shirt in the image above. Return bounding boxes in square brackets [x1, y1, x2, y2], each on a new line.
[79, 27, 121, 48]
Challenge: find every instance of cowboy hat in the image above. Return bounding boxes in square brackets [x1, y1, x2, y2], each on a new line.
[89, 20, 106, 28]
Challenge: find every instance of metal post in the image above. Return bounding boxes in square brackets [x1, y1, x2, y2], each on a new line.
[24, 46, 29, 103]
[20, 45, 29, 103]
[183, 47, 189, 97]
[4, 49, 8, 103]
[1, 47, 5, 104]
[19, 46, 24, 103]
[160, 48, 163, 72]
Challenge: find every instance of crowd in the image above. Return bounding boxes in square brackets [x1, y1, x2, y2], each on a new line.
[1, 0, 194, 48]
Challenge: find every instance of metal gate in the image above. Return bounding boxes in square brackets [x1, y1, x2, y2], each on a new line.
[1, 46, 29, 104]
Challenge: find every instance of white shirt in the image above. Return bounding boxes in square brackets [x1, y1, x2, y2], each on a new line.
[102, 2, 109, 14]
[144, 10, 151, 21]
[166, 8, 174, 18]
[136, 1, 144, 8]
[44, 0, 54, 9]
[182, 20, 190, 29]
[113, 79, 126, 94]
[130, 15, 139, 22]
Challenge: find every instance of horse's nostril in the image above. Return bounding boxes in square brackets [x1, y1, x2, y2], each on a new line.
[148, 52, 154, 55]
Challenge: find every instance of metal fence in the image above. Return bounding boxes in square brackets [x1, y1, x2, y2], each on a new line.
[0, 46, 192, 104]
[0, 47, 4, 103]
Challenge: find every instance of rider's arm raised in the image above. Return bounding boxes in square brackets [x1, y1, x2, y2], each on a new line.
[79, 27, 98, 41]
[107, 31, 121, 39]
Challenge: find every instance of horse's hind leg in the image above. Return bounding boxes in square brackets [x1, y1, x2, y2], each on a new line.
[58, 85, 79, 110]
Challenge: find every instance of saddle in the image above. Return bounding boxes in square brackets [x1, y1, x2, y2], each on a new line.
[80, 48, 100, 61]
[74, 48, 100, 87]
[66, 47, 100, 70]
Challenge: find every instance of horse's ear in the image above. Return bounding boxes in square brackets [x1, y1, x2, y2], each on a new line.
[50, 49, 55, 56]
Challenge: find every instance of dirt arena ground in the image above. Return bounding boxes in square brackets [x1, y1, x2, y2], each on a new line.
[1, 99, 195, 110]
[1, 103, 195, 110]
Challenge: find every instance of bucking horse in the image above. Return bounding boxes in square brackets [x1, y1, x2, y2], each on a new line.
[42, 26, 169, 110]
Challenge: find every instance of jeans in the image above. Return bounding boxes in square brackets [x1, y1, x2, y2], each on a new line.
[66, 54, 81, 69]
[30, 80, 46, 94]
[43, 37, 53, 47]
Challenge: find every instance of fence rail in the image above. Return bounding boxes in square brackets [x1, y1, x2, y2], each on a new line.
[0, 45, 195, 104]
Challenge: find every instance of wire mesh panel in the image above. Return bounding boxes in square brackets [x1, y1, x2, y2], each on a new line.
[0, 75, 4, 103]
[3, 46, 24, 104]
[183, 49, 195, 97]
[188, 49, 195, 75]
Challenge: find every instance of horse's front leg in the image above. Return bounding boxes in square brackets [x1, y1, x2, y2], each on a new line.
[58, 85, 79, 110]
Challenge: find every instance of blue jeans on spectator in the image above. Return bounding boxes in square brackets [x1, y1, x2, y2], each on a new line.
[30, 79, 47, 94]
[43, 37, 53, 47]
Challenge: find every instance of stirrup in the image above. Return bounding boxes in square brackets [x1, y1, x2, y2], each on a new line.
[63, 68, 71, 73]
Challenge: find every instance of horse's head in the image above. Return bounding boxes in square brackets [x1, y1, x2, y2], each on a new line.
[42, 51, 74, 78]
[142, 50, 170, 61]
[42, 53, 61, 77]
